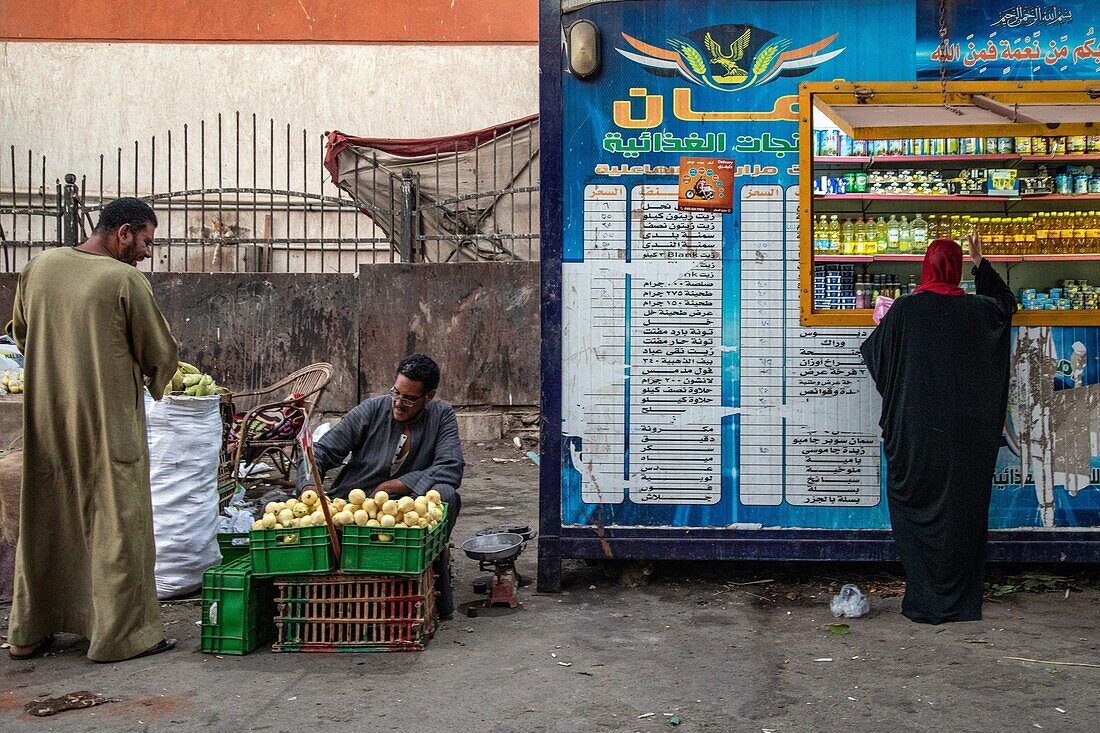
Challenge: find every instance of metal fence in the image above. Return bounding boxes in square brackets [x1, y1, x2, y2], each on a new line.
[1, 113, 539, 273]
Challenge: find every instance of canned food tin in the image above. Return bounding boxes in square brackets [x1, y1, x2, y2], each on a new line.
[1056, 174, 1072, 194]
[928, 138, 945, 155]
[1074, 174, 1090, 194]
[1069, 135, 1087, 154]
[997, 137, 1014, 154]
[1031, 137, 1050, 155]
[1015, 137, 1033, 154]
[853, 171, 868, 193]
[1089, 176, 1100, 194]
[1048, 136, 1066, 155]
[1088, 135, 1100, 153]
[984, 137, 999, 153]
[887, 139, 905, 156]
[907, 138, 926, 156]
[945, 137, 960, 155]
[869, 139, 888, 157]
[961, 138, 981, 155]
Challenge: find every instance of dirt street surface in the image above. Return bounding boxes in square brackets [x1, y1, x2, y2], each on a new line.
[1, 438, 1098, 732]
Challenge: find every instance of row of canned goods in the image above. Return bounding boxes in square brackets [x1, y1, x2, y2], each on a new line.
[1019, 281, 1099, 310]
[815, 165, 1100, 196]
[814, 130, 1100, 157]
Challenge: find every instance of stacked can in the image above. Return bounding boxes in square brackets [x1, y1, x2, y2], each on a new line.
[1019, 280, 1099, 310]
[813, 264, 856, 310]
[813, 132, 1100, 159]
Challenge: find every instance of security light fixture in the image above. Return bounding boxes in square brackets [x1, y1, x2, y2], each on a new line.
[567, 20, 601, 79]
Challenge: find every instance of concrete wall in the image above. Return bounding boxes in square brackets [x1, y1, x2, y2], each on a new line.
[358, 262, 540, 407]
[0, 42, 540, 185]
[0, 261, 539, 413]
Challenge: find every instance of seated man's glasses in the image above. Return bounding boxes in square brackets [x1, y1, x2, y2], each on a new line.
[390, 387, 426, 408]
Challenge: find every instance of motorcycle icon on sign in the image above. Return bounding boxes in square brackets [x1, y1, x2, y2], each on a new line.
[683, 178, 715, 200]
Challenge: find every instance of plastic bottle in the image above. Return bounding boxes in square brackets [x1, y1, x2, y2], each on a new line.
[1072, 211, 1087, 254]
[898, 215, 913, 253]
[988, 217, 1005, 255]
[1086, 211, 1100, 252]
[907, 274, 917, 294]
[1058, 211, 1074, 255]
[827, 214, 841, 253]
[1012, 217, 1026, 256]
[873, 216, 888, 255]
[855, 275, 866, 309]
[1034, 212, 1049, 254]
[840, 217, 855, 255]
[911, 213, 928, 253]
[886, 214, 900, 252]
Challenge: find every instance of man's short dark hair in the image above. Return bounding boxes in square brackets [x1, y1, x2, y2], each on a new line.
[396, 354, 440, 393]
[94, 197, 158, 234]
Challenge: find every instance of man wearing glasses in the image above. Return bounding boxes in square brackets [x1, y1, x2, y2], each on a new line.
[297, 353, 464, 617]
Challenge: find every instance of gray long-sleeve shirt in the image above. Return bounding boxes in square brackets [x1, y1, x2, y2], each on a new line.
[296, 395, 464, 498]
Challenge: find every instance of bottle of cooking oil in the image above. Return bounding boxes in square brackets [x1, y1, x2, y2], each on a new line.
[1011, 217, 1027, 256]
[886, 214, 900, 252]
[898, 215, 913, 253]
[911, 213, 928, 253]
[840, 217, 855, 255]
[1072, 211, 1086, 253]
[1086, 211, 1100, 252]
[827, 214, 840, 253]
[866, 214, 884, 254]
[1058, 211, 1075, 254]
[926, 214, 940, 242]
[989, 217, 1006, 255]
[1034, 212, 1049, 254]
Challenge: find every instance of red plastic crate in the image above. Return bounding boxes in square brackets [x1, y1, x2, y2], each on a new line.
[272, 570, 436, 652]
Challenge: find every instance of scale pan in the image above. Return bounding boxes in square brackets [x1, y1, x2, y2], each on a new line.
[462, 532, 524, 562]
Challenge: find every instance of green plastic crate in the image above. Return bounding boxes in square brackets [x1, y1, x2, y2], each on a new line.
[218, 532, 251, 564]
[200, 555, 276, 655]
[340, 503, 449, 576]
[249, 525, 336, 577]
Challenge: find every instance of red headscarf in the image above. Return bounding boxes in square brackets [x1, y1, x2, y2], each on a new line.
[911, 238, 966, 296]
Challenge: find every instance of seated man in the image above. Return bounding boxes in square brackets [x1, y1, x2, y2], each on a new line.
[297, 354, 464, 617]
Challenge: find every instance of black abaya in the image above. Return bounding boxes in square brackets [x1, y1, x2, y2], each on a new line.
[860, 259, 1016, 623]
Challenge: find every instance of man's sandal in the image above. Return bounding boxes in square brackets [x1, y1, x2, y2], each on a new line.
[93, 637, 177, 664]
[8, 634, 54, 660]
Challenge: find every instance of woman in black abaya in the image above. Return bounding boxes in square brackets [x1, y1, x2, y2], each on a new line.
[860, 234, 1016, 623]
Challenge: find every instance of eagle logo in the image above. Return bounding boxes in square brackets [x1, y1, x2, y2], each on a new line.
[618, 24, 844, 92]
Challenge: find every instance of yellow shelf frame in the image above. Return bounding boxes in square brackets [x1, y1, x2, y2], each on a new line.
[798, 80, 1100, 328]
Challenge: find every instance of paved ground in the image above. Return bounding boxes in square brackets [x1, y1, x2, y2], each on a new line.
[1, 438, 1098, 732]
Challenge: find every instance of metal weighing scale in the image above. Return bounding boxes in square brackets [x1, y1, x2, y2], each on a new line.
[461, 525, 536, 617]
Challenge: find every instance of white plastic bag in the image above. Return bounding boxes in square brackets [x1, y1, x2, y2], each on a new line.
[145, 393, 223, 599]
[830, 583, 870, 618]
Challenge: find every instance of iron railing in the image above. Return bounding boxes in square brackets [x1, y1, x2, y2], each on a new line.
[1, 113, 539, 273]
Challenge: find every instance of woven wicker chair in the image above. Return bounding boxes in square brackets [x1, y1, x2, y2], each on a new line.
[228, 363, 334, 489]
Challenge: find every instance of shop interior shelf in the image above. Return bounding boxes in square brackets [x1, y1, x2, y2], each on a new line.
[814, 194, 1100, 202]
[809, 309, 1100, 326]
[815, 254, 1099, 263]
[814, 155, 1100, 165]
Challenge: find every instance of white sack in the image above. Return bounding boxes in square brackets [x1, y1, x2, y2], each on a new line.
[145, 393, 223, 599]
